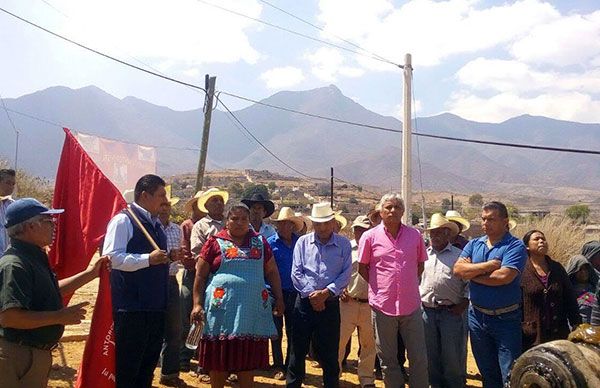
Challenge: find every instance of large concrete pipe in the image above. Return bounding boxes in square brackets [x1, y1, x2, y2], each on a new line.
[509, 325, 600, 387]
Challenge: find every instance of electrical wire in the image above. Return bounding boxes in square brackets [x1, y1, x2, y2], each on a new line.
[4, 107, 201, 152]
[2, 6, 599, 156]
[0, 7, 206, 93]
[257, 0, 398, 66]
[196, 0, 401, 68]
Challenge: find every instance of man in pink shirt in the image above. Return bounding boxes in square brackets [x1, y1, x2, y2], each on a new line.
[358, 193, 428, 388]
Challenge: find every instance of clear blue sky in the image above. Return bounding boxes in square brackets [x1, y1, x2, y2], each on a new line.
[1, 0, 599, 123]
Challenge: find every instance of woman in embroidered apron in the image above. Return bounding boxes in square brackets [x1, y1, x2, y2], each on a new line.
[191, 203, 284, 388]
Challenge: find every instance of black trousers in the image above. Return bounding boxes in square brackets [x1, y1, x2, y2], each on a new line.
[114, 311, 165, 388]
[272, 290, 299, 368]
[286, 296, 340, 388]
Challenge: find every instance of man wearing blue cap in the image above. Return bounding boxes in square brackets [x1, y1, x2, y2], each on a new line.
[0, 198, 108, 387]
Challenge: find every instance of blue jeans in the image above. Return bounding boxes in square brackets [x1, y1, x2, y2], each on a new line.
[422, 307, 467, 388]
[161, 276, 182, 377]
[272, 290, 299, 368]
[287, 297, 340, 388]
[179, 269, 195, 367]
[468, 306, 522, 388]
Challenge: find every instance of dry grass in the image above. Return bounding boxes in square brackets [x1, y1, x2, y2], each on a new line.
[512, 215, 586, 265]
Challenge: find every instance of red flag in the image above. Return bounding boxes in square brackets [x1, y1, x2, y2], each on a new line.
[76, 268, 116, 388]
[49, 128, 126, 283]
[50, 128, 125, 388]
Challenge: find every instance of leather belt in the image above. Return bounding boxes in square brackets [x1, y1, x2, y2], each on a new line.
[423, 303, 455, 310]
[351, 297, 369, 303]
[472, 303, 520, 316]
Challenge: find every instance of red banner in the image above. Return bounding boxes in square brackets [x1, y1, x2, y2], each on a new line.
[76, 268, 116, 388]
[50, 128, 125, 388]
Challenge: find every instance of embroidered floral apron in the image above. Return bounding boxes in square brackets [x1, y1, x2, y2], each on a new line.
[202, 236, 277, 340]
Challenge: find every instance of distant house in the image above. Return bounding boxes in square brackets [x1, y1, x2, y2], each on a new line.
[520, 209, 551, 218]
[584, 225, 600, 240]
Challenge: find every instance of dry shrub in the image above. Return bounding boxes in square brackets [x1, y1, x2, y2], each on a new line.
[512, 215, 586, 265]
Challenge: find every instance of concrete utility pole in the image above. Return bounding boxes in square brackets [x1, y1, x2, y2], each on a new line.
[401, 54, 412, 224]
[195, 75, 217, 191]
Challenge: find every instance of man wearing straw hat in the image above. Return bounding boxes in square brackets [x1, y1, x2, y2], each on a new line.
[103, 174, 177, 388]
[287, 202, 352, 388]
[157, 186, 185, 386]
[445, 210, 470, 250]
[420, 213, 468, 388]
[267, 207, 304, 380]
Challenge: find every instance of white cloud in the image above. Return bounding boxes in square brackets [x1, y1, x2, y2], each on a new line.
[510, 10, 600, 66]
[317, 0, 560, 69]
[54, 0, 263, 67]
[456, 58, 600, 94]
[306, 47, 344, 82]
[447, 91, 600, 123]
[260, 66, 305, 89]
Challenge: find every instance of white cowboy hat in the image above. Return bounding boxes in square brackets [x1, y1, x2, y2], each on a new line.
[197, 188, 229, 213]
[427, 213, 460, 236]
[122, 189, 134, 204]
[308, 202, 336, 223]
[271, 207, 304, 232]
[334, 210, 348, 230]
[445, 210, 470, 232]
[184, 190, 204, 213]
[165, 185, 180, 206]
[351, 215, 371, 230]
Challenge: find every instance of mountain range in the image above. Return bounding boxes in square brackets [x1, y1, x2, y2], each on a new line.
[1, 85, 599, 202]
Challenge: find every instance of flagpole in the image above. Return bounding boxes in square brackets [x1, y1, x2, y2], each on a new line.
[125, 207, 160, 251]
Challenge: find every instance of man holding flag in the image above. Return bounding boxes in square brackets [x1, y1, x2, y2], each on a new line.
[0, 198, 108, 387]
[102, 174, 181, 388]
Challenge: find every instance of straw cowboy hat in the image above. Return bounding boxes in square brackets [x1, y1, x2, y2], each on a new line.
[271, 207, 304, 232]
[197, 188, 229, 213]
[295, 211, 312, 231]
[308, 202, 336, 223]
[334, 210, 348, 230]
[241, 192, 275, 218]
[509, 219, 517, 231]
[165, 185, 180, 206]
[122, 189, 135, 204]
[184, 190, 204, 213]
[445, 210, 470, 232]
[351, 215, 371, 230]
[427, 213, 460, 236]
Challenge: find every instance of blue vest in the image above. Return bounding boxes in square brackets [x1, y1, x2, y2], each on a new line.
[110, 206, 168, 312]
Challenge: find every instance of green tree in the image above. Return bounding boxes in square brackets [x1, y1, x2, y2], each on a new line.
[507, 204, 520, 219]
[227, 182, 243, 198]
[566, 204, 590, 223]
[267, 181, 277, 191]
[349, 197, 359, 204]
[469, 193, 484, 207]
[242, 183, 269, 199]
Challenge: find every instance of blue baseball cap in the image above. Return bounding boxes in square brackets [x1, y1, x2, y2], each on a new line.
[4, 198, 64, 228]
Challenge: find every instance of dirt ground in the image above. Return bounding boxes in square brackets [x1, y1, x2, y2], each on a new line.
[49, 278, 483, 388]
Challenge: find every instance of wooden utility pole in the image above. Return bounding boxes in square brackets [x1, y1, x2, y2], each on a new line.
[401, 54, 412, 224]
[195, 75, 216, 191]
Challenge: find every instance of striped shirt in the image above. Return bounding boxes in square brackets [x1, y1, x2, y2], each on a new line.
[162, 221, 182, 276]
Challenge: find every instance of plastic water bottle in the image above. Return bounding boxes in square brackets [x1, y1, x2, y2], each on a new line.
[185, 321, 204, 350]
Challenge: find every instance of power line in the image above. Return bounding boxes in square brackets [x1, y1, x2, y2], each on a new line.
[2, 6, 599, 156]
[0, 6, 206, 93]
[196, 0, 401, 68]
[3, 107, 201, 152]
[215, 94, 314, 179]
[257, 0, 397, 66]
